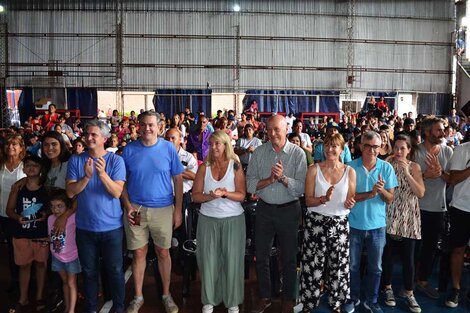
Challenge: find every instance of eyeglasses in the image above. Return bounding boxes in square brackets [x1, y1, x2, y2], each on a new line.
[363, 144, 380, 150]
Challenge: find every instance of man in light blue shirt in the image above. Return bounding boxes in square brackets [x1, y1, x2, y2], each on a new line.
[343, 131, 398, 313]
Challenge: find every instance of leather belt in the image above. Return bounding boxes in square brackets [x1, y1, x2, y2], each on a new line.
[259, 199, 299, 208]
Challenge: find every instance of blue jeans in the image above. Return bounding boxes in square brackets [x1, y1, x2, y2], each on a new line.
[349, 227, 386, 304]
[76, 227, 125, 313]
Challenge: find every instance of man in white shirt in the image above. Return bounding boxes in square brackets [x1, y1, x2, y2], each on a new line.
[165, 127, 198, 195]
[446, 142, 470, 308]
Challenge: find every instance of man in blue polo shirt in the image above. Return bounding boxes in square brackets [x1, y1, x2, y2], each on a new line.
[66, 119, 126, 313]
[343, 131, 398, 313]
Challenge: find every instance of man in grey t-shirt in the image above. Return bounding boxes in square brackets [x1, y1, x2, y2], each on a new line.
[414, 116, 453, 299]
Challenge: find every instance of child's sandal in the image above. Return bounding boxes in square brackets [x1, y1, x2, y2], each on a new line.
[9, 302, 29, 313]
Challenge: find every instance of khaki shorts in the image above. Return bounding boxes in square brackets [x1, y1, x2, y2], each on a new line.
[124, 204, 174, 250]
[13, 237, 49, 266]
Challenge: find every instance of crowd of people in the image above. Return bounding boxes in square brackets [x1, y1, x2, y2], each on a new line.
[0, 101, 470, 313]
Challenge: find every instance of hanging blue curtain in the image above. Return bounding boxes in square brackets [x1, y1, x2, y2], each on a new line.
[417, 93, 452, 115]
[66, 88, 98, 118]
[435, 93, 452, 116]
[363, 91, 397, 111]
[317, 91, 340, 112]
[153, 89, 212, 118]
[18, 87, 97, 124]
[18, 87, 34, 125]
[242, 90, 340, 116]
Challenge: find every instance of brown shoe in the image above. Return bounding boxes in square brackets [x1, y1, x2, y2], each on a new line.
[251, 298, 272, 313]
[280, 300, 295, 313]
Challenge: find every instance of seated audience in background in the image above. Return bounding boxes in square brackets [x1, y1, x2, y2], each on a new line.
[292, 120, 313, 153]
[288, 133, 313, 166]
[234, 124, 262, 170]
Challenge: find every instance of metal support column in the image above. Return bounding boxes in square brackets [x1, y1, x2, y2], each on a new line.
[0, 18, 10, 128]
[346, 0, 356, 101]
[115, 0, 124, 114]
[233, 7, 241, 114]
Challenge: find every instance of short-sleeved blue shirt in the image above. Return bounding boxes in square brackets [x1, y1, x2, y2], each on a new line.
[122, 139, 184, 208]
[349, 157, 398, 230]
[67, 152, 126, 232]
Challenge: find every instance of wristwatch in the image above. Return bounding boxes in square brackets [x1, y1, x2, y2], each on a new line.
[277, 175, 286, 183]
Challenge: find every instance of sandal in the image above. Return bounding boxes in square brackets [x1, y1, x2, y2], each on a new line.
[36, 299, 47, 311]
[9, 302, 29, 313]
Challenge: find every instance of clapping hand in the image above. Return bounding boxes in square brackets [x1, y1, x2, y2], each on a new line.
[395, 159, 410, 175]
[271, 160, 284, 180]
[211, 187, 227, 198]
[344, 194, 356, 209]
[372, 174, 385, 195]
[95, 157, 107, 176]
[325, 185, 335, 201]
[424, 152, 441, 178]
[84, 158, 93, 178]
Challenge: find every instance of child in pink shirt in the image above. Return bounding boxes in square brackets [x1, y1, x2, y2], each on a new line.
[48, 189, 80, 313]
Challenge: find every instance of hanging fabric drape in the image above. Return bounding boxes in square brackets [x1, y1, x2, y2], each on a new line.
[153, 89, 212, 118]
[242, 90, 340, 114]
[66, 88, 98, 118]
[18, 87, 98, 124]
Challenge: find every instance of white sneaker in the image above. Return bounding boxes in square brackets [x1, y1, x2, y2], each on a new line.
[405, 294, 421, 313]
[162, 294, 178, 313]
[228, 306, 239, 313]
[202, 304, 214, 313]
[126, 297, 144, 313]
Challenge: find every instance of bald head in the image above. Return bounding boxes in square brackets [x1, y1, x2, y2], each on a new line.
[267, 114, 287, 129]
[267, 115, 288, 149]
[164, 127, 182, 150]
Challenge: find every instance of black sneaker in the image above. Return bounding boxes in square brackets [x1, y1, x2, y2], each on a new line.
[383, 288, 396, 307]
[445, 288, 460, 308]
[416, 283, 439, 299]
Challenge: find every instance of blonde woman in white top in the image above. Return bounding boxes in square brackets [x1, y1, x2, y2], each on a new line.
[0, 134, 27, 292]
[192, 130, 246, 313]
[300, 133, 356, 313]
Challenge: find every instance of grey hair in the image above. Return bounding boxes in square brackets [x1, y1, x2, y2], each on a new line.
[420, 116, 445, 139]
[361, 130, 382, 145]
[86, 119, 111, 138]
[138, 109, 161, 124]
